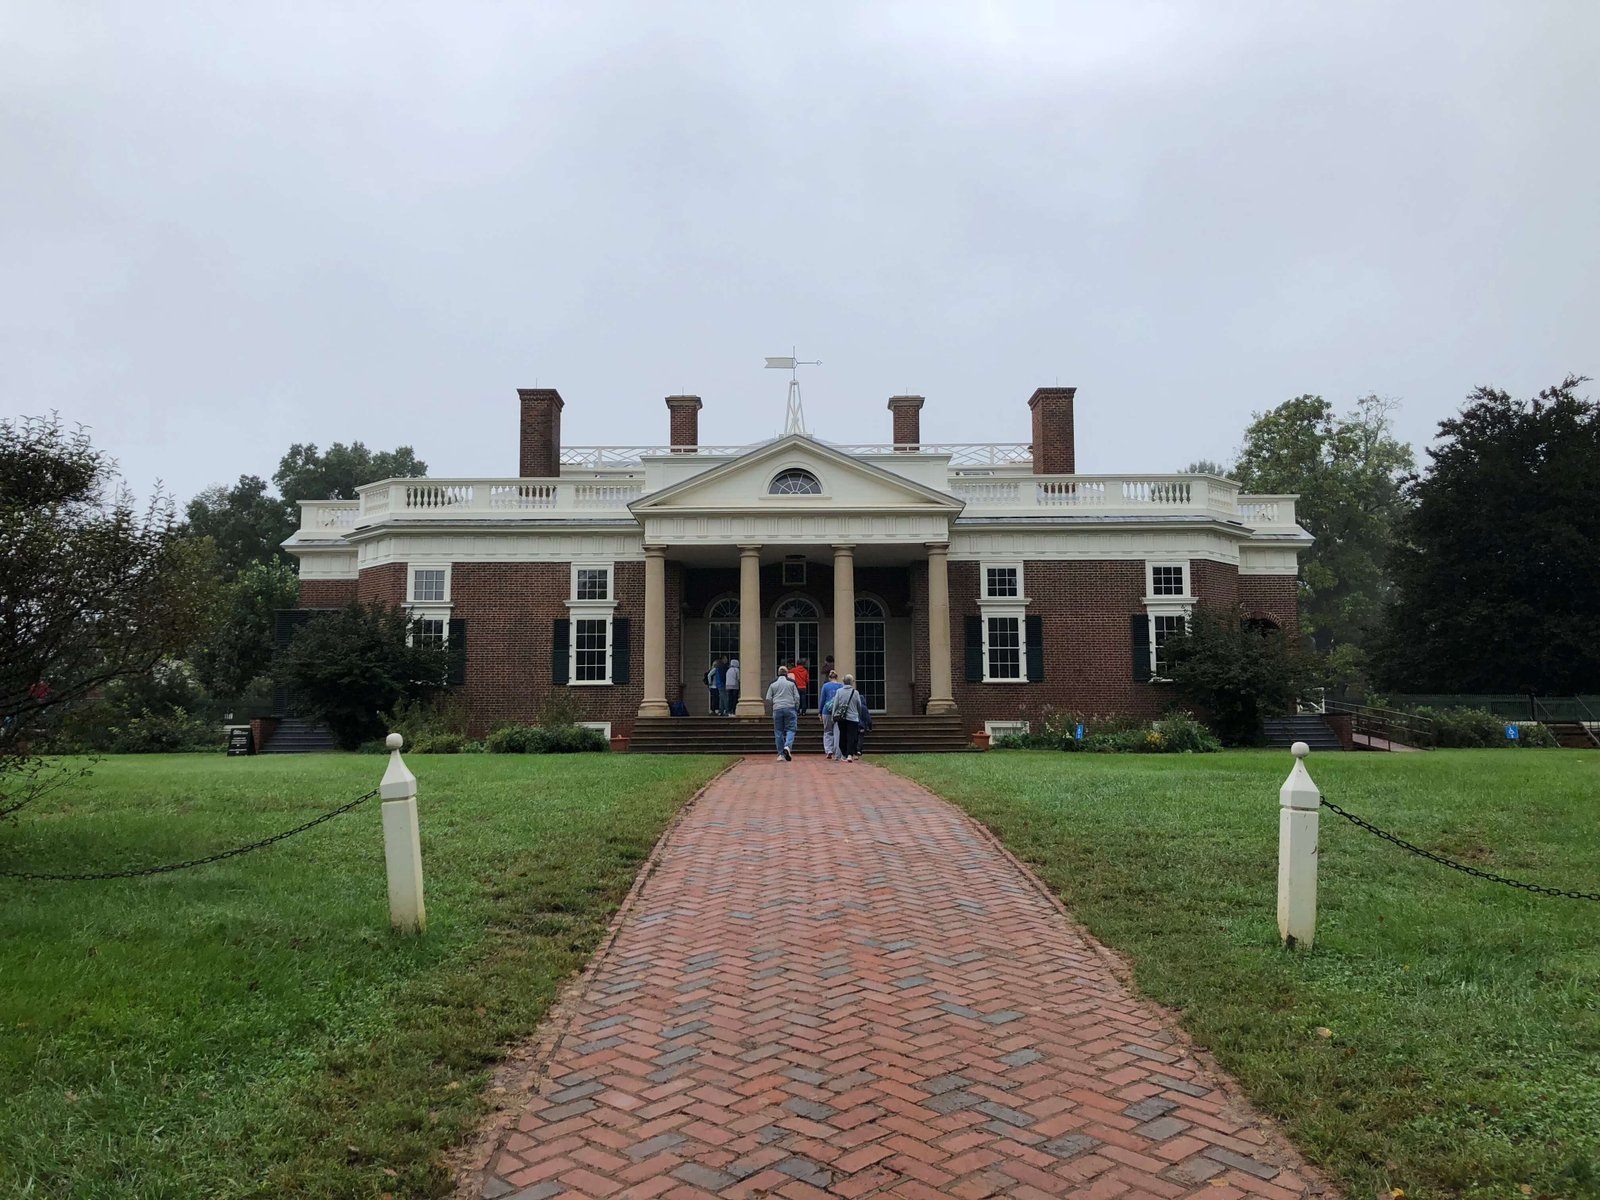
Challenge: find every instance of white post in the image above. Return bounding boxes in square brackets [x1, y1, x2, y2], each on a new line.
[380, 733, 426, 934]
[1278, 741, 1320, 949]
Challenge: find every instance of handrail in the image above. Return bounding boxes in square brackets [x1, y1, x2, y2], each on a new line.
[1325, 699, 1436, 750]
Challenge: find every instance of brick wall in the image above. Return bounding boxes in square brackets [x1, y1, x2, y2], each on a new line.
[666, 396, 702, 451]
[888, 396, 924, 448]
[1028, 388, 1076, 474]
[518, 388, 563, 478]
[356, 563, 406, 605]
[1191, 559, 1239, 613]
[948, 559, 1189, 730]
[299, 578, 357, 607]
[1239, 574, 1300, 632]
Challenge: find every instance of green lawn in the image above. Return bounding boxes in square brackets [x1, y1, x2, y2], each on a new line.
[884, 749, 1600, 1200]
[0, 752, 730, 1199]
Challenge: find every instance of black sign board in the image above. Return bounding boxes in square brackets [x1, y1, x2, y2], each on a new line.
[227, 727, 253, 757]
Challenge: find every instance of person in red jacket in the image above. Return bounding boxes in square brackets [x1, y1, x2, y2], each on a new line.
[790, 660, 810, 714]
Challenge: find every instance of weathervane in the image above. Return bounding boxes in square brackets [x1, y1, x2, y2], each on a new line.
[764, 350, 821, 435]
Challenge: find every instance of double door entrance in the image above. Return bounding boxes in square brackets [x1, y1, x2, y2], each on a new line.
[775, 618, 820, 709]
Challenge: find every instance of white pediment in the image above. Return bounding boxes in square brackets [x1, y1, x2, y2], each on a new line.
[630, 435, 964, 515]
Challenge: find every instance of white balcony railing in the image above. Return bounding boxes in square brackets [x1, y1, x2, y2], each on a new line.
[355, 478, 644, 520]
[294, 500, 361, 536]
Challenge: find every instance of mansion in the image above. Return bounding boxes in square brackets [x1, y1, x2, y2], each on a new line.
[282, 386, 1310, 740]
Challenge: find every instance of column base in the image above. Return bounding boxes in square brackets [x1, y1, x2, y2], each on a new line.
[636, 701, 671, 719]
[734, 698, 765, 718]
[926, 698, 959, 715]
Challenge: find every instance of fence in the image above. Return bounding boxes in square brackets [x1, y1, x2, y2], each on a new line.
[0, 736, 427, 933]
[1387, 694, 1600, 722]
[1277, 743, 1600, 949]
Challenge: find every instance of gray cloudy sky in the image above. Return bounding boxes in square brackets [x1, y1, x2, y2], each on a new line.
[4, 2, 1596, 505]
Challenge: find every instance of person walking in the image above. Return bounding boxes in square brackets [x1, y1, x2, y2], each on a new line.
[725, 657, 741, 714]
[766, 667, 800, 761]
[705, 658, 725, 715]
[791, 660, 810, 715]
[833, 673, 864, 762]
[819, 669, 842, 760]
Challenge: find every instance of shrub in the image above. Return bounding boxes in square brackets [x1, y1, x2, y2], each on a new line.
[484, 724, 608, 754]
[992, 709, 1220, 754]
[1154, 709, 1223, 753]
[50, 662, 220, 753]
[411, 732, 478, 754]
[1163, 610, 1320, 745]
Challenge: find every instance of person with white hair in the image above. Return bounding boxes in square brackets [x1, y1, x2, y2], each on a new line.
[831, 673, 864, 762]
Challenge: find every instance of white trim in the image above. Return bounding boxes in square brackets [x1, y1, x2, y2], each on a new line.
[571, 562, 614, 602]
[1145, 560, 1190, 601]
[984, 720, 1031, 739]
[981, 611, 1027, 683]
[410, 563, 451, 604]
[980, 560, 1024, 602]
[578, 721, 612, 739]
[1147, 611, 1189, 682]
[569, 613, 614, 686]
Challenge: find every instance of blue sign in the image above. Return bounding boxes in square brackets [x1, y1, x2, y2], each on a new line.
[1075, 723, 1085, 741]
[1504, 724, 1520, 741]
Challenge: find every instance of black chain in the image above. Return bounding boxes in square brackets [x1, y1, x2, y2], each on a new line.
[1319, 796, 1600, 902]
[0, 788, 380, 882]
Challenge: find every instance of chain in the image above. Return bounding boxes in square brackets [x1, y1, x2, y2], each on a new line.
[1319, 796, 1600, 902]
[0, 788, 380, 882]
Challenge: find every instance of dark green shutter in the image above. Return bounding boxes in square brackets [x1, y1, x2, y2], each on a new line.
[611, 617, 630, 685]
[552, 619, 570, 685]
[1131, 614, 1152, 680]
[447, 619, 467, 686]
[964, 615, 984, 682]
[1025, 615, 1044, 681]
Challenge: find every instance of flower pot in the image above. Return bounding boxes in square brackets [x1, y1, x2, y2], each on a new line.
[971, 729, 991, 751]
[610, 734, 630, 753]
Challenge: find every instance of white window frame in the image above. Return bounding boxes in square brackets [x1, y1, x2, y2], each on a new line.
[578, 721, 612, 740]
[1145, 607, 1191, 682]
[567, 562, 618, 686]
[984, 720, 1030, 739]
[406, 564, 453, 644]
[1145, 561, 1191, 602]
[782, 558, 807, 586]
[978, 561, 1028, 683]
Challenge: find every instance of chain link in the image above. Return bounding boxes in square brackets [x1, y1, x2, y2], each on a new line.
[0, 788, 381, 882]
[1319, 796, 1600, 902]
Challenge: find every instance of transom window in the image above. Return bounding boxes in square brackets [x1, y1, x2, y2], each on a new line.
[986, 616, 1023, 681]
[707, 597, 740, 620]
[774, 596, 820, 621]
[769, 468, 822, 495]
[574, 618, 610, 682]
[1151, 565, 1186, 596]
[413, 569, 446, 603]
[1151, 614, 1186, 678]
[984, 566, 1020, 598]
[575, 567, 610, 601]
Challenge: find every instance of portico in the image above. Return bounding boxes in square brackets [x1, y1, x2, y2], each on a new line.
[629, 434, 964, 721]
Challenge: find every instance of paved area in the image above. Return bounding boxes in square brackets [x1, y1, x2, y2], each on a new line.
[474, 759, 1325, 1200]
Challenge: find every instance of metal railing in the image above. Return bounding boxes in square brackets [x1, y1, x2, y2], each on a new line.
[1324, 699, 1436, 749]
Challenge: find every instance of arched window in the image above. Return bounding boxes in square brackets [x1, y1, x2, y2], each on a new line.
[774, 596, 820, 621]
[768, 468, 822, 495]
[854, 597, 888, 711]
[706, 597, 740, 620]
[854, 597, 886, 620]
[706, 597, 740, 664]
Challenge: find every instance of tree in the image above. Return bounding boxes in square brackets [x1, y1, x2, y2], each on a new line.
[1163, 609, 1320, 746]
[272, 442, 427, 508]
[184, 475, 295, 575]
[1233, 394, 1414, 650]
[190, 560, 300, 699]
[1375, 376, 1600, 693]
[274, 603, 448, 749]
[1, 415, 216, 813]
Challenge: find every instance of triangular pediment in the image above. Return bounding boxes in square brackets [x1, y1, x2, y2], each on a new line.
[630, 435, 964, 514]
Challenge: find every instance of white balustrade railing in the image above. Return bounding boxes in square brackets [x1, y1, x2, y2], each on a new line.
[355, 478, 644, 519]
[296, 500, 361, 535]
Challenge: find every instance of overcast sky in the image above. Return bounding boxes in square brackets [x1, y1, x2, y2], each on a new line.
[4, 2, 1596, 505]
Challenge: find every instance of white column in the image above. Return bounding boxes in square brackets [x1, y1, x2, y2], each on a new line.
[1278, 741, 1320, 949]
[380, 734, 425, 934]
[832, 544, 856, 682]
[638, 545, 670, 718]
[735, 545, 765, 716]
[925, 542, 957, 715]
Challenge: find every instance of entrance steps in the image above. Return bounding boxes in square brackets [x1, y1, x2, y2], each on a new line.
[259, 717, 339, 753]
[628, 714, 968, 755]
[1261, 714, 1344, 752]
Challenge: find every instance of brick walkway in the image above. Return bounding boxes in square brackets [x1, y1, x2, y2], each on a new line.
[472, 759, 1326, 1200]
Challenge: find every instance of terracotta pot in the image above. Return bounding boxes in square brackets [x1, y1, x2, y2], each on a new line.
[971, 729, 992, 751]
[610, 734, 630, 753]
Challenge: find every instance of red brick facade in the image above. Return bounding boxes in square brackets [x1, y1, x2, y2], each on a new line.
[1240, 573, 1300, 632]
[298, 578, 357, 607]
[888, 395, 924, 449]
[356, 562, 406, 605]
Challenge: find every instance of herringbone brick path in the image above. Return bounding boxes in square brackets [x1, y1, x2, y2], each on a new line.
[472, 759, 1326, 1200]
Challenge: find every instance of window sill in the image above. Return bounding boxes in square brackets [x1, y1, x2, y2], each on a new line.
[567, 679, 614, 687]
[981, 677, 1029, 685]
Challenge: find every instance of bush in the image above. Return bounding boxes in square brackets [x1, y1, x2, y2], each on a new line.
[991, 708, 1220, 754]
[411, 732, 479, 754]
[484, 724, 608, 754]
[49, 662, 221, 753]
[1154, 709, 1223, 753]
[1163, 610, 1320, 745]
[1409, 706, 1561, 749]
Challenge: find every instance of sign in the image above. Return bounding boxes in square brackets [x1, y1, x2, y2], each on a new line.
[1075, 723, 1085, 741]
[227, 727, 253, 756]
[1504, 724, 1520, 741]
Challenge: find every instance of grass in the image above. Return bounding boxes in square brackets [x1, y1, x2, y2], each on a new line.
[0, 751, 731, 1199]
[883, 748, 1600, 1200]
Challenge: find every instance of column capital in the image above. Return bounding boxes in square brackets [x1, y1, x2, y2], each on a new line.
[924, 541, 950, 555]
[738, 543, 763, 554]
[831, 543, 856, 554]
[643, 543, 668, 556]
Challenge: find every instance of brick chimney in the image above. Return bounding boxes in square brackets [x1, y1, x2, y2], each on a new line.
[518, 388, 563, 477]
[1028, 387, 1076, 474]
[666, 395, 702, 452]
[887, 395, 924, 451]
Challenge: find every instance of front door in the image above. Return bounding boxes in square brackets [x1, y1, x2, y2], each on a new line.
[774, 598, 820, 709]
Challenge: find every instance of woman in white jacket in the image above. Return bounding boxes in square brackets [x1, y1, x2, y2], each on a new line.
[724, 658, 741, 715]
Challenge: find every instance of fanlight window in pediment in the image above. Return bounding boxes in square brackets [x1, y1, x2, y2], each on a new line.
[774, 597, 820, 621]
[768, 468, 822, 495]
